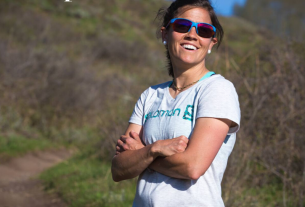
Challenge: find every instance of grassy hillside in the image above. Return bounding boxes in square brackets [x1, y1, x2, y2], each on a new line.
[0, 0, 304, 206]
[0, 0, 168, 156]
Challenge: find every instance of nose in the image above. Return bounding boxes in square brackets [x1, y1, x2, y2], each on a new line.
[185, 26, 198, 39]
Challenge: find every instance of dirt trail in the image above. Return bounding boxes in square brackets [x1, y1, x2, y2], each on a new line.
[0, 148, 73, 207]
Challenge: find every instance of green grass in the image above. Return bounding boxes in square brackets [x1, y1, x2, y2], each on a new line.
[40, 150, 137, 207]
[0, 134, 57, 159]
[0, 0, 303, 206]
[241, 184, 298, 207]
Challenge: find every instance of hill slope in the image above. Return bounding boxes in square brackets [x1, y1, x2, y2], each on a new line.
[0, 0, 304, 206]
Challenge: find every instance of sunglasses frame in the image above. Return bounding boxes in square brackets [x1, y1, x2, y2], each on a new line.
[166, 18, 216, 38]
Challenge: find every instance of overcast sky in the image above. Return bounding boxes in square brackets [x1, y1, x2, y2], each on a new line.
[210, 0, 247, 16]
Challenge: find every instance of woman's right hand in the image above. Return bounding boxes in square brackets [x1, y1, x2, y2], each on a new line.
[116, 131, 145, 155]
[152, 136, 189, 157]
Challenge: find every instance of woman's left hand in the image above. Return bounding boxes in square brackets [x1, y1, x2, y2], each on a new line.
[116, 131, 145, 155]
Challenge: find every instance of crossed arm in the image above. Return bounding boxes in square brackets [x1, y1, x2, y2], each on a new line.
[111, 117, 231, 182]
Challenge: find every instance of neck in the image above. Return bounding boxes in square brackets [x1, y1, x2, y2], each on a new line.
[172, 62, 209, 88]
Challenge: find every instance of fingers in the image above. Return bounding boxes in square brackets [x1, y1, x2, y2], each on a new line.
[116, 133, 145, 154]
[117, 135, 135, 152]
[153, 135, 189, 157]
[117, 139, 124, 147]
[177, 135, 189, 147]
[116, 140, 124, 153]
[178, 135, 189, 143]
[120, 135, 128, 143]
[117, 135, 129, 150]
[116, 135, 128, 153]
[170, 136, 188, 153]
[129, 131, 141, 141]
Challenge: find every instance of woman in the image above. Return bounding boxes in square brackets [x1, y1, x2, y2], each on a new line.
[111, 0, 240, 206]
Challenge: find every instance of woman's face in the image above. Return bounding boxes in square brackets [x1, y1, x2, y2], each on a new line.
[162, 7, 217, 69]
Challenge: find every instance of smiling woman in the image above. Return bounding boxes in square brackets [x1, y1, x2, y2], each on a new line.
[111, 0, 240, 206]
[162, 7, 218, 77]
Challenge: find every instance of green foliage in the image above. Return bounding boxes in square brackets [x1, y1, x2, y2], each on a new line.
[0, 0, 165, 204]
[0, 0, 304, 206]
[40, 150, 137, 207]
[0, 134, 55, 159]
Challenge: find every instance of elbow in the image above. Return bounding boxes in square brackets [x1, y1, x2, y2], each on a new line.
[111, 163, 123, 182]
[111, 169, 119, 182]
[111, 169, 123, 182]
[186, 164, 207, 180]
[111, 166, 124, 182]
[187, 171, 202, 180]
[112, 175, 121, 182]
[112, 170, 133, 182]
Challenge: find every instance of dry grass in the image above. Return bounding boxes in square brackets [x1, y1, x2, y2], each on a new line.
[0, 0, 304, 206]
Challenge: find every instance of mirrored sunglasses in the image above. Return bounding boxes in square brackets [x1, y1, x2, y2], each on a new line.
[166, 18, 216, 38]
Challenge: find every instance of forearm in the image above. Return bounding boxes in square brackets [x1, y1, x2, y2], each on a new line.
[149, 152, 198, 180]
[111, 144, 156, 182]
[113, 132, 190, 181]
[149, 118, 232, 180]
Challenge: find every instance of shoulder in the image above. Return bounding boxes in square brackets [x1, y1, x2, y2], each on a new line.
[195, 74, 239, 105]
[198, 74, 237, 95]
[207, 74, 236, 89]
[141, 81, 172, 97]
[195, 74, 241, 132]
[149, 81, 172, 91]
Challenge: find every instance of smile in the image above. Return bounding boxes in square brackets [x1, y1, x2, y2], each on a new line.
[181, 44, 198, 50]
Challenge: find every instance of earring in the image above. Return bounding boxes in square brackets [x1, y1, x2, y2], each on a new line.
[208, 50, 211, 54]
[163, 40, 167, 45]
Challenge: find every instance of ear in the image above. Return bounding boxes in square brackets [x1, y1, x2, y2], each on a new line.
[161, 27, 168, 43]
[209, 37, 218, 51]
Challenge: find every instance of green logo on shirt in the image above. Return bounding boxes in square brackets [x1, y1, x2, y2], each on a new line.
[145, 105, 194, 122]
[183, 105, 194, 121]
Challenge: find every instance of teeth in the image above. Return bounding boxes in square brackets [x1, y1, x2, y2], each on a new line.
[182, 44, 197, 50]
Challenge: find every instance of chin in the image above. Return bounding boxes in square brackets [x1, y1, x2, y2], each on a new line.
[179, 58, 201, 65]
[171, 52, 204, 67]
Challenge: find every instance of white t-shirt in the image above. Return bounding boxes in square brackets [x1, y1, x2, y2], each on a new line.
[129, 73, 241, 207]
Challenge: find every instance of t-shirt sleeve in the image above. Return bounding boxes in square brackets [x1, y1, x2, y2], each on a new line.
[129, 89, 149, 126]
[196, 79, 241, 134]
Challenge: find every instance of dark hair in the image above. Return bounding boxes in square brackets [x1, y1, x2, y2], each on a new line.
[155, 0, 224, 78]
